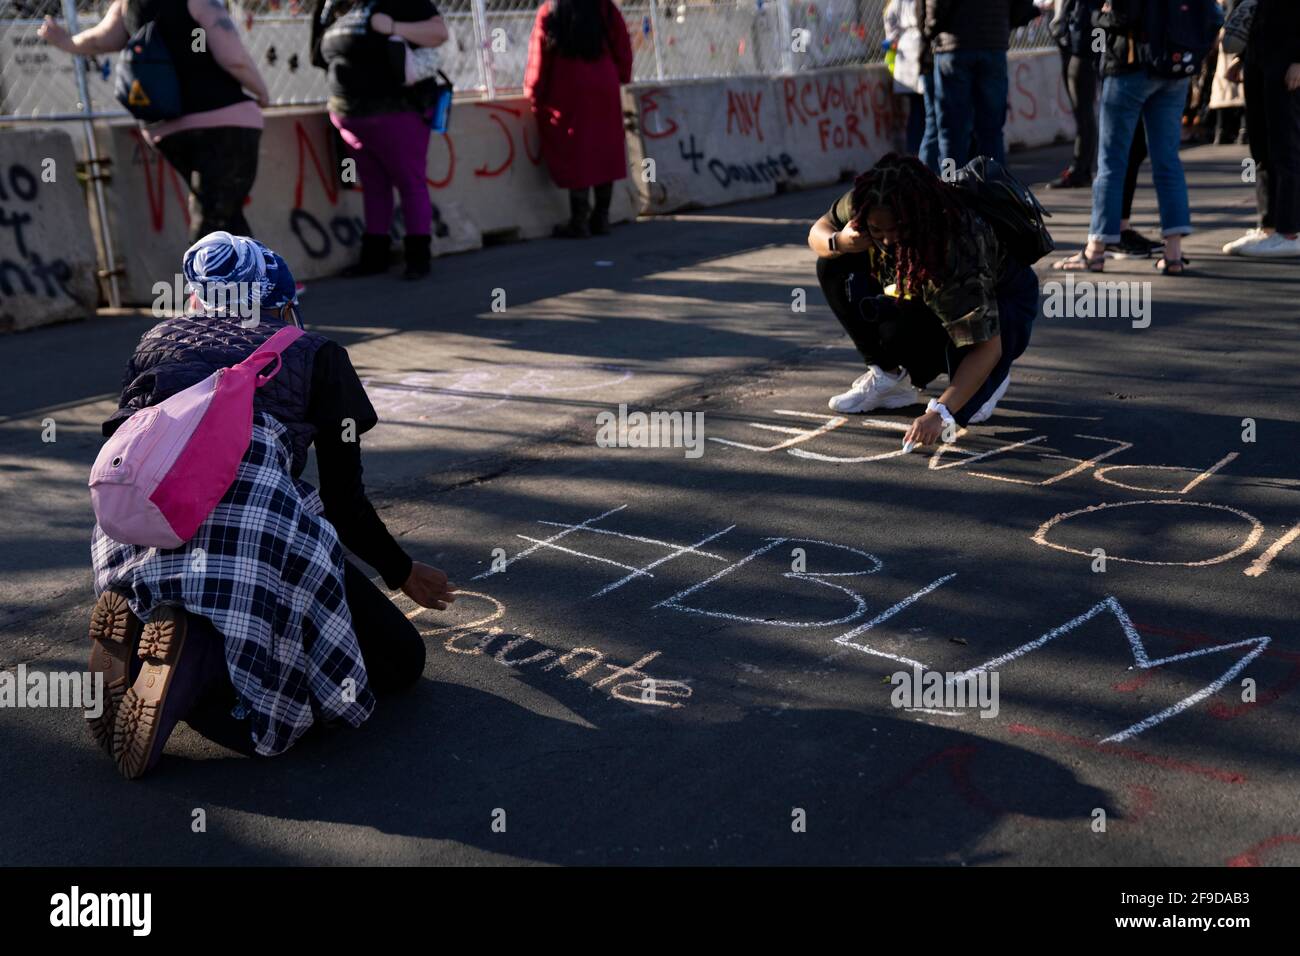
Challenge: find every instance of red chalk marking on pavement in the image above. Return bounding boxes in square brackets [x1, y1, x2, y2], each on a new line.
[882, 744, 1000, 816]
[1134, 621, 1300, 718]
[1007, 723, 1246, 783]
[1226, 834, 1300, 867]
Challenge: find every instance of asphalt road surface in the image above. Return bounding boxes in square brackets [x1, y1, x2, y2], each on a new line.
[2, 143, 1297, 866]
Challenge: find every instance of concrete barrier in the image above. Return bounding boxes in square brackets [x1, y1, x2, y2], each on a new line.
[624, 50, 1074, 215]
[625, 66, 908, 215]
[10, 49, 1071, 312]
[94, 97, 639, 304]
[1004, 48, 1076, 150]
[0, 127, 98, 332]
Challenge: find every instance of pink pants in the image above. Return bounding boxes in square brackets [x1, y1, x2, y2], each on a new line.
[330, 110, 432, 237]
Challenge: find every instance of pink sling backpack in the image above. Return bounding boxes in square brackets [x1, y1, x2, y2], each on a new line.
[89, 325, 305, 549]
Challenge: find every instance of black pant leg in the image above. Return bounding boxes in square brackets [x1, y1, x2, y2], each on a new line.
[342, 559, 426, 695]
[177, 126, 262, 241]
[875, 298, 954, 387]
[1121, 121, 1147, 222]
[1244, 65, 1273, 229]
[1068, 54, 1099, 177]
[1268, 84, 1300, 235]
[816, 253, 888, 366]
[592, 182, 613, 217]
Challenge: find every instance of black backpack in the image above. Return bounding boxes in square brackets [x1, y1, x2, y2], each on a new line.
[949, 157, 1055, 267]
[1137, 0, 1219, 78]
[114, 20, 183, 121]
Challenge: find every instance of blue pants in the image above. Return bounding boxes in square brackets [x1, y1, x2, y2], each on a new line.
[918, 72, 941, 173]
[1089, 72, 1192, 243]
[933, 49, 1009, 168]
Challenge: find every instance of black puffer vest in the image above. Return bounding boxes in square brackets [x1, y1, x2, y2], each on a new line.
[105, 315, 327, 478]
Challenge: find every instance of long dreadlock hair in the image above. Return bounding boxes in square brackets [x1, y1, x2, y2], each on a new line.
[848, 153, 964, 297]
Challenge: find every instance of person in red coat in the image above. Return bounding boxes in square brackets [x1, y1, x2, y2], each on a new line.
[525, 0, 634, 237]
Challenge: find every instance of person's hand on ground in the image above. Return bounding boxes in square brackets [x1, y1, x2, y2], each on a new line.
[370, 11, 395, 35]
[1286, 64, 1300, 93]
[904, 410, 945, 447]
[401, 561, 457, 610]
[38, 16, 75, 52]
[1225, 56, 1244, 85]
[836, 222, 872, 254]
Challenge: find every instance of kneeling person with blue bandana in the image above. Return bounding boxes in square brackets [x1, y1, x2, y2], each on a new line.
[86, 231, 457, 778]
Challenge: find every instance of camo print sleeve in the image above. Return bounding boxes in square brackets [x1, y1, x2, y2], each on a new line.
[921, 213, 1000, 348]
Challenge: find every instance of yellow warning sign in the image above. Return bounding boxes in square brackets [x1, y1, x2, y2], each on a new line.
[127, 80, 151, 107]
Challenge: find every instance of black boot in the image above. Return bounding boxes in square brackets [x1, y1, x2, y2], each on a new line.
[589, 182, 613, 235]
[343, 234, 391, 277]
[402, 234, 432, 280]
[553, 189, 592, 238]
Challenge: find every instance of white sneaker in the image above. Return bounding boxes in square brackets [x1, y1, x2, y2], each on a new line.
[827, 365, 920, 413]
[1223, 229, 1268, 255]
[1237, 233, 1300, 258]
[967, 374, 1011, 424]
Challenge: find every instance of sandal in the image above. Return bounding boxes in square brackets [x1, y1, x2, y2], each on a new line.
[1155, 256, 1191, 275]
[1052, 250, 1105, 272]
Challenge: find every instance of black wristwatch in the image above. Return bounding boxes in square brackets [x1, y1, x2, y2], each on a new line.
[828, 231, 839, 254]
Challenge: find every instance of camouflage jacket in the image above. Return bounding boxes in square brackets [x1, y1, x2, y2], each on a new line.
[829, 189, 1006, 348]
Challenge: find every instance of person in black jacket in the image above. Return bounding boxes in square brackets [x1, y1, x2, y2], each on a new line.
[87, 233, 456, 778]
[1048, 0, 1103, 188]
[40, 0, 270, 241]
[924, 0, 1012, 167]
[1222, 0, 1300, 257]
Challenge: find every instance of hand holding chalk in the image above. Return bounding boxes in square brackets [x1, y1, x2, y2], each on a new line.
[901, 439, 917, 454]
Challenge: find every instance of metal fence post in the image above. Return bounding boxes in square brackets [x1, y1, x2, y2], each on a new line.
[777, 0, 793, 75]
[62, 0, 121, 309]
[647, 0, 665, 81]
[469, 0, 495, 99]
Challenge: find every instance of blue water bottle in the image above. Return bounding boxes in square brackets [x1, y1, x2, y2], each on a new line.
[429, 71, 453, 133]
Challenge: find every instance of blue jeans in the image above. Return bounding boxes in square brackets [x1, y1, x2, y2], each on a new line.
[918, 72, 941, 173]
[933, 49, 1008, 168]
[1089, 72, 1192, 243]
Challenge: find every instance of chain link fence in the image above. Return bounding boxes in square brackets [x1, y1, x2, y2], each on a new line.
[2, 0, 1055, 119]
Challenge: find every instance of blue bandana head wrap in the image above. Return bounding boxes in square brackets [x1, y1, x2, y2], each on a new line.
[182, 231, 300, 321]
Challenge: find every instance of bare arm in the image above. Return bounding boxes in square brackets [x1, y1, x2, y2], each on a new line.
[190, 0, 270, 107]
[371, 12, 449, 49]
[38, 0, 129, 55]
[808, 213, 872, 258]
[903, 336, 1002, 446]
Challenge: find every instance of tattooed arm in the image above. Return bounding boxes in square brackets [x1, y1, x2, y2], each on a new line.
[38, 0, 129, 55]
[189, 0, 271, 107]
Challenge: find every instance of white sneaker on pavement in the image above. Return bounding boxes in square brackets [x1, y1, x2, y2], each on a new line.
[966, 374, 1011, 424]
[1237, 233, 1300, 258]
[827, 365, 921, 413]
[1223, 229, 1268, 255]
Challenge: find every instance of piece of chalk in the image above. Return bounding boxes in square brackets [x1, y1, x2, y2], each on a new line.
[901, 440, 917, 454]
